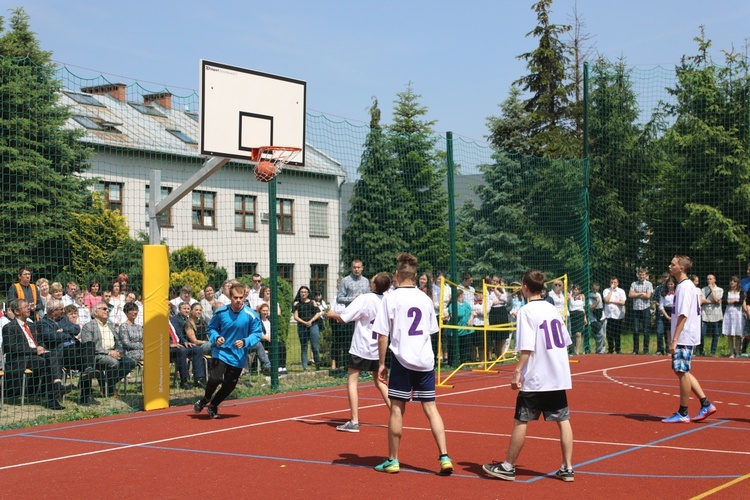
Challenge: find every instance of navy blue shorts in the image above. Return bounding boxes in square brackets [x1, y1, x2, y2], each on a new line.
[387, 356, 436, 402]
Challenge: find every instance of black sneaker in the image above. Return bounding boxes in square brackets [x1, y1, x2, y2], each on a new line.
[555, 467, 574, 482]
[193, 398, 208, 414]
[207, 404, 220, 419]
[483, 461, 515, 481]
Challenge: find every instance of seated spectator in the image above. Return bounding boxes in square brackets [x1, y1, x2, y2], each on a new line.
[169, 302, 207, 389]
[37, 299, 98, 395]
[62, 281, 78, 307]
[80, 301, 137, 399]
[36, 278, 50, 318]
[124, 292, 143, 326]
[1, 299, 65, 410]
[256, 303, 286, 374]
[200, 285, 217, 323]
[118, 302, 143, 362]
[184, 303, 211, 354]
[50, 282, 64, 301]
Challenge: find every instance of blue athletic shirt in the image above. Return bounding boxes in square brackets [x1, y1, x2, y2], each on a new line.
[207, 304, 263, 368]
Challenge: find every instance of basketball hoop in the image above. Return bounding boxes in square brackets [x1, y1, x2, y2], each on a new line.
[251, 146, 302, 183]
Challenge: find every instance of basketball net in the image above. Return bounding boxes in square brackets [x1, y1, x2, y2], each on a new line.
[251, 146, 302, 182]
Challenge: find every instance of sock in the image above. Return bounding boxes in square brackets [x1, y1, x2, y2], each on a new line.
[501, 461, 514, 471]
[678, 406, 688, 416]
[699, 397, 710, 407]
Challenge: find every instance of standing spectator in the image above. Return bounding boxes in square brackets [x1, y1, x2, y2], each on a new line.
[84, 279, 102, 312]
[50, 282, 64, 301]
[658, 279, 677, 355]
[652, 273, 671, 355]
[417, 272, 433, 298]
[482, 269, 574, 482]
[80, 302, 137, 397]
[471, 289, 485, 361]
[74, 291, 92, 325]
[326, 272, 392, 432]
[628, 268, 653, 354]
[194, 283, 262, 419]
[215, 280, 233, 306]
[247, 274, 263, 310]
[453, 289, 476, 364]
[110, 281, 125, 306]
[547, 280, 566, 317]
[588, 282, 605, 354]
[700, 274, 723, 356]
[293, 286, 321, 371]
[62, 282, 78, 307]
[36, 278, 50, 318]
[328, 279, 346, 371]
[741, 263, 750, 355]
[662, 255, 716, 423]
[336, 260, 370, 370]
[170, 286, 197, 310]
[603, 278, 626, 354]
[740, 263, 750, 294]
[487, 276, 510, 359]
[373, 253, 452, 475]
[200, 285, 217, 323]
[256, 302, 287, 374]
[568, 284, 587, 355]
[7, 267, 43, 321]
[722, 277, 744, 358]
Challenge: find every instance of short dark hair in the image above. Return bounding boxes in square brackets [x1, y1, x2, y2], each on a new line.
[372, 272, 391, 294]
[522, 270, 546, 294]
[395, 253, 417, 281]
[123, 302, 139, 314]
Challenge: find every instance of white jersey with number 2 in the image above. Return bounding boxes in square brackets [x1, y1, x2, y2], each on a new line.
[516, 298, 572, 392]
[373, 286, 438, 372]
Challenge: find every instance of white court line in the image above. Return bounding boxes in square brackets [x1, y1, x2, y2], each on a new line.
[297, 418, 750, 456]
[0, 357, 708, 472]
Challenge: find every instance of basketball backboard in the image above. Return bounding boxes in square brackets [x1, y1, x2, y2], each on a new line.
[199, 60, 306, 166]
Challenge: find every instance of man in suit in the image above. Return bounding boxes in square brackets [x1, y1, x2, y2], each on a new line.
[80, 301, 136, 399]
[169, 301, 207, 389]
[37, 299, 98, 389]
[1, 299, 65, 410]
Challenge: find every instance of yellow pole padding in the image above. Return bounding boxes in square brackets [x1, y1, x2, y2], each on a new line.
[143, 245, 170, 410]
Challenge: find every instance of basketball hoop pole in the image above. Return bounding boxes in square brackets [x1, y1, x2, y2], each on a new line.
[267, 175, 280, 388]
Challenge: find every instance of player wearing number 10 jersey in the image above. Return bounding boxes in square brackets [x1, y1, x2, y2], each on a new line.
[483, 270, 575, 483]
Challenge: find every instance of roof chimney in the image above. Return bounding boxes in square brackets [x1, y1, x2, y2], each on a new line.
[81, 83, 127, 102]
[144, 92, 172, 110]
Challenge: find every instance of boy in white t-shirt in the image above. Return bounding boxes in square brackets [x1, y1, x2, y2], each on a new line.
[326, 272, 392, 433]
[373, 253, 452, 476]
[662, 255, 717, 423]
[483, 269, 575, 482]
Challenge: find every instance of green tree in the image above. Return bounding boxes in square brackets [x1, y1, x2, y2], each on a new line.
[648, 29, 750, 281]
[341, 98, 410, 274]
[390, 83, 449, 273]
[515, 0, 578, 158]
[588, 57, 652, 282]
[0, 8, 91, 289]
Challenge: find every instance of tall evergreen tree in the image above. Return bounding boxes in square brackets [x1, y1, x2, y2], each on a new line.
[588, 57, 651, 282]
[515, 0, 578, 158]
[390, 83, 449, 273]
[649, 29, 750, 280]
[341, 98, 410, 274]
[0, 8, 91, 290]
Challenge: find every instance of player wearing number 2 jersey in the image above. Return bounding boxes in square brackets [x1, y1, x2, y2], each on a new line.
[372, 253, 452, 476]
[483, 270, 575, 483]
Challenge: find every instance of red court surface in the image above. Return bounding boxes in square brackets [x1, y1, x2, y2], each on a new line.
[1, 355, 748, 499]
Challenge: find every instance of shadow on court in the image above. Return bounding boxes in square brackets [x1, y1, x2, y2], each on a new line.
[611, 413, 664, 422]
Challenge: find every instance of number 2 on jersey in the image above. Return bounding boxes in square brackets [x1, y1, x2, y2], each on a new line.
[407, 307, 424, 336]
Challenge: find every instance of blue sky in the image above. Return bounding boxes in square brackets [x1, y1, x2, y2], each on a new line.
[16, 0, 750, 142]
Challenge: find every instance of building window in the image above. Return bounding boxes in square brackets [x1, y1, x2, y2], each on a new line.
[145, 185, 173, 227]
[235, 262, 257, 279]
[129, 102, 167, 117]
[277, 198, 294, 234]
[166, 129, 198, 144]
[64, 91, 105, 107]
[310, 265, 328, 301]
[94, 181, 123, 213]
[277, 264, 294, 289]
[192, 190, 216, 229]
[309, 201, 329, 237]
[235, 194, 257, 232]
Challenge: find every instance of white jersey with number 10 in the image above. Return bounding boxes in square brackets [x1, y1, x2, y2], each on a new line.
[373, 286, 438, 372]
[515, 298, 572, 392]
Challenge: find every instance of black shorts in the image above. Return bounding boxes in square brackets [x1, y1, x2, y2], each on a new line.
[514, 390, 570, 422]
[347, 353, 379, 372]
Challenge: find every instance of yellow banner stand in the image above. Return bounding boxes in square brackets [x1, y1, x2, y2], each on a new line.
[142, 245, 170, 410]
